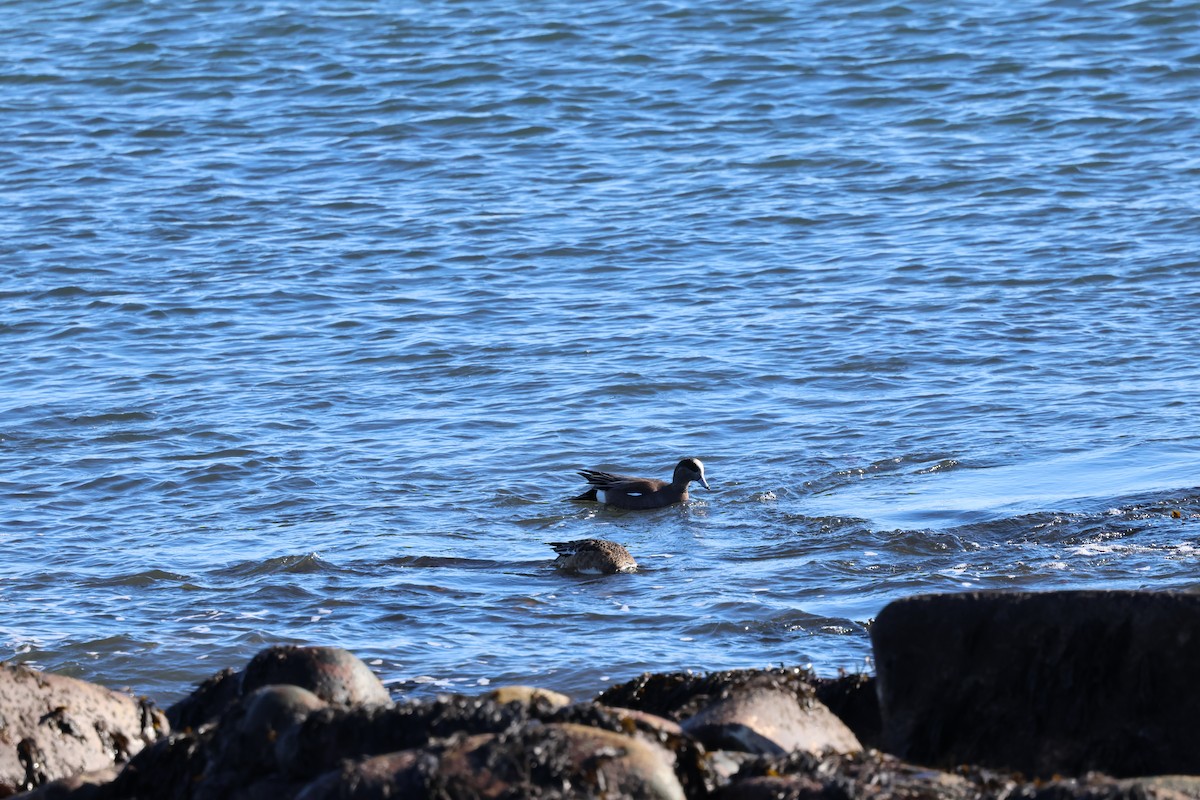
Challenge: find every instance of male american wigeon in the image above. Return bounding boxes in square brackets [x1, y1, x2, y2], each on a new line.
[574, 458, 710, 510]
[548, 539, 637, 574]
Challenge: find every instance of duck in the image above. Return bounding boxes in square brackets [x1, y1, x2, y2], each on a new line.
[574, 458, 710, 510]
[549, 539, 637, 574]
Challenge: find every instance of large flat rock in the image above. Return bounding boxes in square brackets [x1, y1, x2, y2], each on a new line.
[0, 663, 166, 796]
[871, 590, 1200, 777]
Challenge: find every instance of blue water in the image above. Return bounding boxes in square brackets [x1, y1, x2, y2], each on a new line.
[4, 0, 1200, 702]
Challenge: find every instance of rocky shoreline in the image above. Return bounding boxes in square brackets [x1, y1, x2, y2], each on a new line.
[5, 590, 1200, 799]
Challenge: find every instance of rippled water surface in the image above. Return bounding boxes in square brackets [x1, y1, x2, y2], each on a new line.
[4, 0, 1200, 702]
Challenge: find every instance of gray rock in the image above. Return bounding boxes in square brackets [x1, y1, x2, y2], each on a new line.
[872, 590, 1200, 777]
[0, 663, 166, 796]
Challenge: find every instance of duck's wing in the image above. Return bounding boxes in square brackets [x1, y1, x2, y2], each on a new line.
[577, 469, 670, 492]
[577, 469, 640, 488]
[548, 539, 603, 556]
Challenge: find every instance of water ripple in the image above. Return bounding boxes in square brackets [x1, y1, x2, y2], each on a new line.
[3, 0, 1200, 701]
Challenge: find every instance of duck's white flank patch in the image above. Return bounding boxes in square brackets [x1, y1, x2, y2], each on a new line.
[596, 489, 607, 503]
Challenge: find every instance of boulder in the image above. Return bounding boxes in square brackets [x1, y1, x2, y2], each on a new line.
[240, 646, 390, 708]
[295, 722, 686, 800]
[681, 679, 860, 756]
[434, 723, 685, 800]
[550, 704, 705, 798]
[596, 667, 859, 757]
[0, 663, 166, 796]
[872, 590, 1200, 777]
[206, 685, 327, 775]
[276, 694, 532, 781]
[167, 646, 389, 732]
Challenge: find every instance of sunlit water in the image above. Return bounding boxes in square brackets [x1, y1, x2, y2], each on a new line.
[3, 0, 1200, 703]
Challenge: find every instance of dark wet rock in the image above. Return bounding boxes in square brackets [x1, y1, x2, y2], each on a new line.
[207, 686, 327, 775]
[550, 703, 707, 798]
[103, 733, 207, 800]
[718, 750, 1200, 800]
[166, 668, 241, 732]
[204, 774, 308, 800]
[681, 679, 860, 756]
[98, 686, 326, 800]
[712, 774, 826, 800]
[872, 590, 1200, 778]
[294, 750, 434, 800]
[183, 685, 327, 800]
[1010, 775, 1200, 800]
[23, 615, 1200, 800]
[433, 723, 686, 800]
[276, 694, 533, 781]
[296, 722, 686, 800]
[716, 749, 993, 800]
[811, 673, 881, 750]
[240, 646, 390, 709]
[0, 663, 166, 797]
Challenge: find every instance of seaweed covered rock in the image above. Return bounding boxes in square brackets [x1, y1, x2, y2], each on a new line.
[294, 750, 433, 800]
[717, 750, 1200, 800]
[0, 663, 166, 797]
[105, 687, 329, 800]
[872, 590, 1200, 778]
[103, 734, 208, 800]
[165, 668, 241, 733]
[276, 694, 537, 782]
[296, 723, 686, 800]
[714, 749, 994, 800]
[550, 702, 707, 798]
[435, 723, 685, 800]
[106, 647, 388, 800]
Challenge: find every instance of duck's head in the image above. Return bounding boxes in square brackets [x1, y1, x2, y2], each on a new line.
[675, 457, 710, 490]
